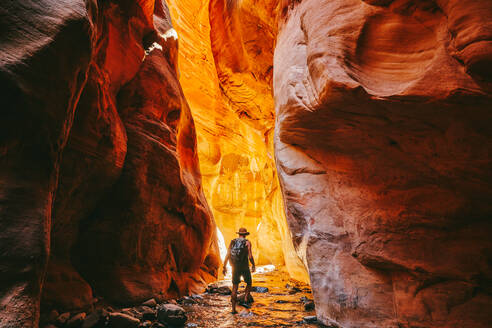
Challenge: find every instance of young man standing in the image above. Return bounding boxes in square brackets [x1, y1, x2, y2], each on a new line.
[223, 227, 256, 314]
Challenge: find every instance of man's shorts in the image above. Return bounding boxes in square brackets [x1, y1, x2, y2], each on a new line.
[232, 266, 252, 285]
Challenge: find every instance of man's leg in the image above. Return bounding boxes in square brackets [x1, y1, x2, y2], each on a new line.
[231, 283, 239, 313]
[243, 269, 252, 303]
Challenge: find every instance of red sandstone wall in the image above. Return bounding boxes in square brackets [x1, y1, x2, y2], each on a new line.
[274, 0, 492, 327]
[0, 1, 218, 326]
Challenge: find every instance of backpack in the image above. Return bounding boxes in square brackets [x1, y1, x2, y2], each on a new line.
[230, 238, 248, 266]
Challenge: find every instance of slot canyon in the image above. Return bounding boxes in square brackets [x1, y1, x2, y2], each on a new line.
[0, 0, 490, 327]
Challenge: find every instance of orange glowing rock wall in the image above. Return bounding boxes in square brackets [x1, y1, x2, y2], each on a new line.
[167, 0, 309, 281]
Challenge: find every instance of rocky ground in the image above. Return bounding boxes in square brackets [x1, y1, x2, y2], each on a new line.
[40, 269, 323, 328]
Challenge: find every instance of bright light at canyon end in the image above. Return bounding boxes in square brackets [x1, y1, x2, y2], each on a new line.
[167, 0, 308, 283]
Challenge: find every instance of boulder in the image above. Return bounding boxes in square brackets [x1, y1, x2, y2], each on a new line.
[138, 306, 156, 321]
[66, 312, 86, 328]
[141, 299, 157, 308]
[251, 286, 268, 293]
[304, 301, 315, 311]
[48, 310, 59, 323]
[81, 309, 108, 328]
[56, 313, 71, 326]
[157, 304, 187, 326]
[303, 316, 317, 323]
[107, 312, 140, 328]
[236, 293, 254, 304]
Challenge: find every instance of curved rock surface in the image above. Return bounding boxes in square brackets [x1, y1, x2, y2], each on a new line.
[274, 0, 492, 327]
[0, 0, 217, 326]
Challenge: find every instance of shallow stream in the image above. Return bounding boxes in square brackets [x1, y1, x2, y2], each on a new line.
[183, 267, 323, 328]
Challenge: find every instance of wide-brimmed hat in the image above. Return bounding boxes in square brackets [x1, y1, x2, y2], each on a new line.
[236, 227, 250, 236]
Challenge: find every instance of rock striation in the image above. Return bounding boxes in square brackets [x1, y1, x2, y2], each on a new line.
[274, 0, 492, 327]
[0, 0, 218, 326]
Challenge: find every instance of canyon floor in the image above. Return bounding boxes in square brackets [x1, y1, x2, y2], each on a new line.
[40, 267, 321, 328]
[183, 267, 321, 328]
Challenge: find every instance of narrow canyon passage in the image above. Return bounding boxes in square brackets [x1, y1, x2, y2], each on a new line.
[0, 0, 491, 328]
[167, 0, 308, 283]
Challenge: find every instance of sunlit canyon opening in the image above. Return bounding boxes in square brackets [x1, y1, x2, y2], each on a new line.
[1, 0, 491, 327]
[167, 0, 308, 283]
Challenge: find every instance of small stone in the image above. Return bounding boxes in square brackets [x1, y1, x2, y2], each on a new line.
[186, 324, 198, 328]
[217, 286, 232, 295]
[48, 309, 59, 322]
[150, 323, 165, 328]
[138, 306, 156, 321]
[108, 312, 140, 328]
[179, 296, 196, 305]
[236, 293, 254, 304]
[139, 321, 152, 328]
[238, 310, 253, 318]
[275, 300, 288, 304]
[105, 306, 116, 313]
[288, 286, 301, 294]
[205, 283, 218, 293]
[190, 294, 203, 300]
[122, 308, 142, 320]
[82, 308, 108, 328]
[57, 312, 71, 326]
[67, 312, 86, 328]
[251, 286, 269, 293]
[304, 300, 315, 311]
[141, 298, 157, 308]
[303, 315, 317, 323]
[157, 304, 187, 326]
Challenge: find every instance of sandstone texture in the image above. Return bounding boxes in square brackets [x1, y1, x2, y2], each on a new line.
[274, 0, 492, 327]
[0, 0, 217, 326]
[167, 0, 308, 282]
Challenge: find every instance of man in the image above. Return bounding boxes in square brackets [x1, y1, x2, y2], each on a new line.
[223, 227, 256, 314]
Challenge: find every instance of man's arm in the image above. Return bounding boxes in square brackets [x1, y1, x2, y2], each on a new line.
[223, 241, 232, 275]
[247, 240, 255, 272]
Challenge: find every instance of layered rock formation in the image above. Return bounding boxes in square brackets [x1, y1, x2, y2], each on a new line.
[274, 0, 492, 327]
[0, 0, 218, 326]
[166, 0, 308, 281]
